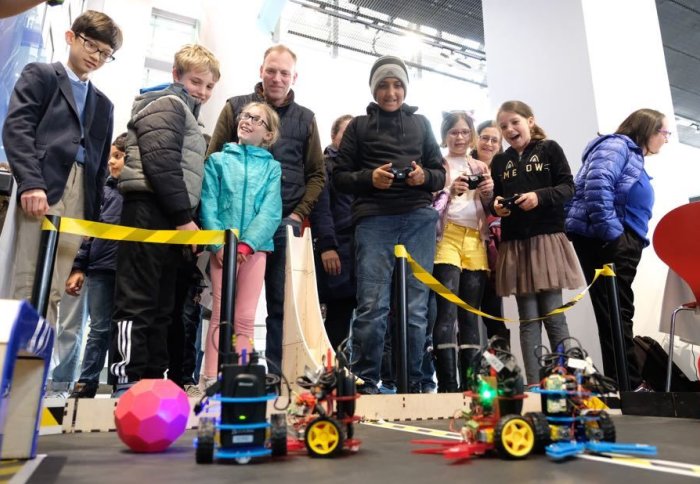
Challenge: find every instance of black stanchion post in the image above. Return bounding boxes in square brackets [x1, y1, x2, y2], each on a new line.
[30, 214, 61, 319]
[606, 262, 631, 392]
[218, 229, 238, 368]
[393, 252, 409, 393]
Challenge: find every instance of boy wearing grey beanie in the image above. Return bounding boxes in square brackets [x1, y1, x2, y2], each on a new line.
[333, 54, 445, 394]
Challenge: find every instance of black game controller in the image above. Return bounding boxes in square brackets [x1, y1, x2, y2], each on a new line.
[463, 174, 485, 190]
[498, 194, 520, 210]
[391, 166, 413, 182]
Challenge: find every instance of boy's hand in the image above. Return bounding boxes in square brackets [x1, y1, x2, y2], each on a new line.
[20, 189, 49, 217]
[65, 270, 85, 296]
[176, 221, 199, 253]
[406, 161, 425, 186]
[372, 163, 394, 189]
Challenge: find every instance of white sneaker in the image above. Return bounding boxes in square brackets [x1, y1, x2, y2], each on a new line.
[185, 384, 204, 399]
[44, 390, 70, 399]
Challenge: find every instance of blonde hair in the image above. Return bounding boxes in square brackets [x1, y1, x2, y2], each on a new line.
[241, 102, 281, 148]
[497, 100, 546, 141]
[174, 44, 221, 82]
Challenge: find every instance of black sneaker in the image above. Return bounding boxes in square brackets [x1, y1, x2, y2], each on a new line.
[69, 381, 98, 398]
[633, 381, 654, 392]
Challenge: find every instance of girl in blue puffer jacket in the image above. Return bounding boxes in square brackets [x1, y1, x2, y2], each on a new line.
[566, 108, 669, 391]
[199, 102, 282, 388]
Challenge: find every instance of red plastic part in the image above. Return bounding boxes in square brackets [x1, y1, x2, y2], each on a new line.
[653, 202, 700, 305]
[114, 379, 190, 453]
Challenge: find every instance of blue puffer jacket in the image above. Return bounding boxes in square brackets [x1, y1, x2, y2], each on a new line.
[565, 134, 644, 241]
[200, 143, 282, 252]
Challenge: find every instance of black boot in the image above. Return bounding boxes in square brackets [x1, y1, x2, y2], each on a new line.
[435, 347, 459, 393]
[459, 347, 480, 391]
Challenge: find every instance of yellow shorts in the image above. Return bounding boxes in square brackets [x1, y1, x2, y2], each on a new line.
[435, 222, 489, 271]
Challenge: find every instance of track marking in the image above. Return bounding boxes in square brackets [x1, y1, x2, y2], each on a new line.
[363, 420, 700, 478]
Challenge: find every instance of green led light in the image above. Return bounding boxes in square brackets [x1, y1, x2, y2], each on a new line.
[239, 415, 247, 420]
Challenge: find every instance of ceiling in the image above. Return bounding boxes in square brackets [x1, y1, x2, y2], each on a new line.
[291, 0, 699, 147]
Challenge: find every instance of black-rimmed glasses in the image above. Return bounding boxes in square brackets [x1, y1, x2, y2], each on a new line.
[239, 112, 270, 130]
[76, 33, 115, 63]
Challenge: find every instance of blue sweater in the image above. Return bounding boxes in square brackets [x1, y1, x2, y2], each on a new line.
[566, 134, 652, 245]
[200, 143, 282, 252]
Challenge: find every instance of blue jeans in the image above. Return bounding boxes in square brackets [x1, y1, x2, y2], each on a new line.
[351, 207, 437, 389]
[516, 290, 570, 385]
[51, 287, 89, 388]
[265, 217, 301, 373]
[78, 271, 115, 384]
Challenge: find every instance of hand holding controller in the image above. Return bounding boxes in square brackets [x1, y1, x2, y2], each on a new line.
[498, 194, 520, 210]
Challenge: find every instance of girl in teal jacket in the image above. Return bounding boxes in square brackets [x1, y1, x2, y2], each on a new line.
[199, 102, 282, 388]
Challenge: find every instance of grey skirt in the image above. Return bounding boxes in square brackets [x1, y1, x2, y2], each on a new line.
[495, 232, 585, 297]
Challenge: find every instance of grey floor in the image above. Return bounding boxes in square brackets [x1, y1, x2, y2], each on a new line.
[33, 415, 700, 484]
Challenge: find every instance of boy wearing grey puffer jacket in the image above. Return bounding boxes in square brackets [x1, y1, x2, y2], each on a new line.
[109, 45, 220, 396]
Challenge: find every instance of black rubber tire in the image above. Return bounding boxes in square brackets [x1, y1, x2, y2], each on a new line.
[598, 410, 616, 442]
[270, 413, 288, 456]
[494, 415, 535, 460]
[195, 439, 214, 464]
[336, 369, 356, 419]
[524, 411, 550, 453]
[304, 417, 344, 458]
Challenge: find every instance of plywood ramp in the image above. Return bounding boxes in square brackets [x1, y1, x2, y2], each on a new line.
[281, 226, 333, 383]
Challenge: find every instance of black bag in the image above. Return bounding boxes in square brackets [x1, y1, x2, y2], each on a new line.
[633, 335, 699, 392]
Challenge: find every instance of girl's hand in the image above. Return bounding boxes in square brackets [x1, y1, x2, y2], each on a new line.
[237, 253, 248, 265]
[477, 173, 494, 195]
[215, 247, 224, 266]
[517, 192, 539, 211]
[451, 175, 468, 197]
[493, 196, 511, 217]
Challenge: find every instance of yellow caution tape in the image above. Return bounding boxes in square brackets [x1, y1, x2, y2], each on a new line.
[41, 217, 238, 245]
[395, 244, 616, 324]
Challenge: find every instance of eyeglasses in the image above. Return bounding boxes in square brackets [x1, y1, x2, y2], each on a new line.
[447, 129, 471, 138]
[76, 33, 115, 63]
[479, 135, 500, 144]
[239, 112, 270, 130]
[657, 129, 672, 139]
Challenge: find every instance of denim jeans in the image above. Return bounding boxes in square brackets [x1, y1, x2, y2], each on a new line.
[516, 290, 570, 385]
[351, 207, 437, 389]
[51, 287, 89, 389]
[78, 271, 115, 384]
[265, 217, 301, 374]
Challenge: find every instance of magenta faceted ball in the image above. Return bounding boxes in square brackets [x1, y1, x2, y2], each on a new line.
[114, 379, 190, 453]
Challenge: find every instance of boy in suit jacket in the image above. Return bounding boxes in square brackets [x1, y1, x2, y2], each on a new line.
[1, 10, 122, 326]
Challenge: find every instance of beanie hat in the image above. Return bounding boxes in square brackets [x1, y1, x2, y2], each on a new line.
[369, 55, 409, 99]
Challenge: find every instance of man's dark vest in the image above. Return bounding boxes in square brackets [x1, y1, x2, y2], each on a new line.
[228, 94, 313, 216]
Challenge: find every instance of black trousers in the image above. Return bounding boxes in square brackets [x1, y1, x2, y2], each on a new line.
[480, 278, 510, 343]
[110, 197, 181, 385]
[167, 251, 200, 387]
[571, 230, 644, 388]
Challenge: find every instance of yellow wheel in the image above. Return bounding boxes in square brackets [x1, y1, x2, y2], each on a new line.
[494, 415, 535, 459]
[304, 417, 344, 457]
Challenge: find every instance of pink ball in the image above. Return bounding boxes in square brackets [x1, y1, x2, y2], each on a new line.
[114, 379, 190, 453]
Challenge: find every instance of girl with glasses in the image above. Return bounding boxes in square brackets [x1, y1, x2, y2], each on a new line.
[470, 121, 511, 347]
[431, 111, 494, 392]
[199, 102, 282, 389]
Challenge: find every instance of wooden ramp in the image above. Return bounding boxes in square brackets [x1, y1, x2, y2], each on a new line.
[281, 226, 334, 383]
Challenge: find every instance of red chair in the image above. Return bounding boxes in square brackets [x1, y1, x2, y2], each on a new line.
[652, 202, 700, 392]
